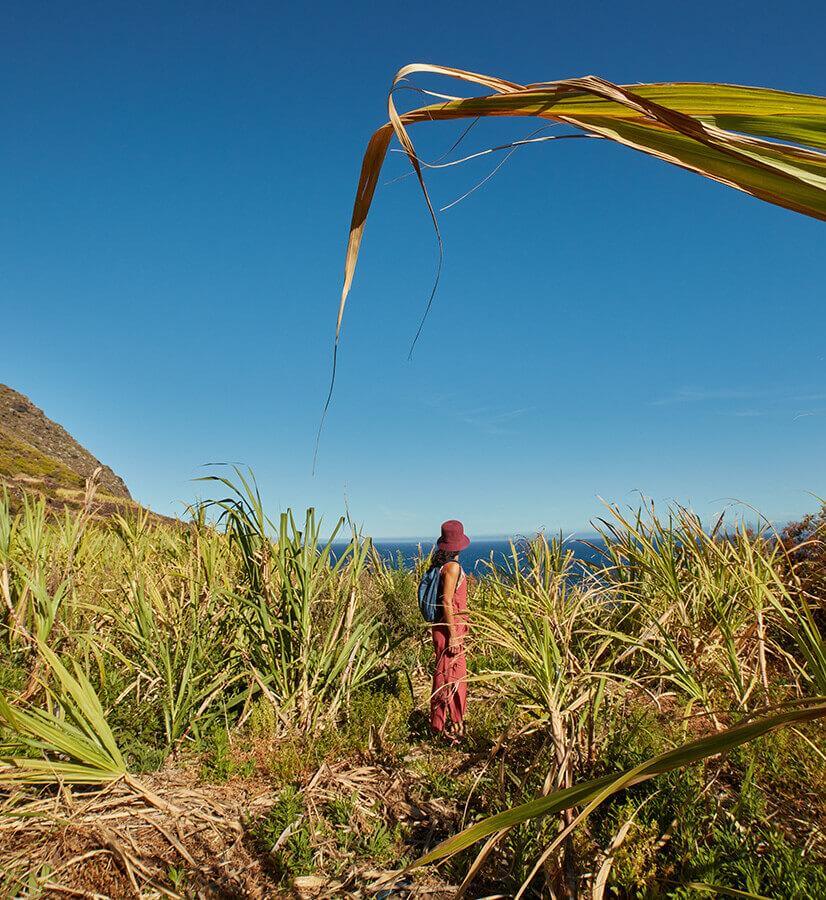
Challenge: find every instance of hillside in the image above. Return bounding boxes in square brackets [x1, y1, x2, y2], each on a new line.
[0, 383, 132, 511]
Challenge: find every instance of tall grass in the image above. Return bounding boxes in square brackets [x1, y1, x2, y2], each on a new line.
[0, 479, 823, 894]
[438, 506, 825, 894]
[236, 507, 389, 731]
[0, 469, 395, 780]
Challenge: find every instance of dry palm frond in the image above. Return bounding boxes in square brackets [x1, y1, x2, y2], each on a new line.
[334, 65, 826, 352]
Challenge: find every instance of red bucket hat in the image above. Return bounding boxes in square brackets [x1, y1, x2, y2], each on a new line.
[437, 520, 471, 552]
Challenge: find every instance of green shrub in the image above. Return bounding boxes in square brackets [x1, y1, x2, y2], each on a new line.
[198, 727, 254, 783]
[253, 786, 315, 883]
[266, 738, 309, 785]
[102, 678, 167, 772]
[342, 676, 413, 751]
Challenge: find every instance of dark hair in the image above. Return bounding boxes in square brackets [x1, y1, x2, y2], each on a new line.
[431, 547, 459, 569]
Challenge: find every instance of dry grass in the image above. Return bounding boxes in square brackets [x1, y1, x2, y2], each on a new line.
[0, 750, 477, 899]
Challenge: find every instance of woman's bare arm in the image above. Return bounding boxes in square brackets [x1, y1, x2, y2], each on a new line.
[441, 561, 462, 653]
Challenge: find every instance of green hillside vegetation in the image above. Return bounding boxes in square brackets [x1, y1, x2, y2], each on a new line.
[0, 429, 85, 489]
[0, 471, 823, 897]
[0, 430, 140, 516]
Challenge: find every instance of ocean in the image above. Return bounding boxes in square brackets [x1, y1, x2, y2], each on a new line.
[334, 537, 607, 574]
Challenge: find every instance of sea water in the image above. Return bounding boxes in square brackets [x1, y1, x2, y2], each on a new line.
[333, 537, 607, 574]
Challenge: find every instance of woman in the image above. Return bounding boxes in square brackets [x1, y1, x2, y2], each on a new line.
[430, 519, 471, 743]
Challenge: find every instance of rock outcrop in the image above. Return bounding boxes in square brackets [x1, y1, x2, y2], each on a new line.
[0, 383, 131, 499]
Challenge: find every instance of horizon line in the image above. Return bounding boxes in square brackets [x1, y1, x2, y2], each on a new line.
[331, 531, 604, 544]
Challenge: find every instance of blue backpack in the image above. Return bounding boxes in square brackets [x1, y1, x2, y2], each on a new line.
[417, 567, 442, 623]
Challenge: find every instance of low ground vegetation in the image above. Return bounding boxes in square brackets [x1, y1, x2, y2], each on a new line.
[0, 472, 824, 897]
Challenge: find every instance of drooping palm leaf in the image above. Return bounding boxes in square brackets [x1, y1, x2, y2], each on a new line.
[336, 66, 826, 347]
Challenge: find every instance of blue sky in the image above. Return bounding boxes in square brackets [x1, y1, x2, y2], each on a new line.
[3, 0, 825, 537]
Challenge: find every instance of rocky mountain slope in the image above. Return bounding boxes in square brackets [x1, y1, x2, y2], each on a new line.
[0, 384, 132, 508]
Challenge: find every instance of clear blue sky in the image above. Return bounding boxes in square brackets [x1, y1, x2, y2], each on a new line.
[3, 1, 825, 538]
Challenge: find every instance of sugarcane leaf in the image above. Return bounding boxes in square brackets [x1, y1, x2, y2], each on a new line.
[409, 698, 826, 868]
[335, 68, 826, 354]
[0, 645, 126, 784]
[36, 642, 125, 769]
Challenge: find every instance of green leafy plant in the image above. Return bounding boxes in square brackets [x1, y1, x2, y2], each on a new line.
[0, 642, 126, 784]
[254, 786, 315, 882]
[409, 698, 826, 897]
[199, 470, 391, 734]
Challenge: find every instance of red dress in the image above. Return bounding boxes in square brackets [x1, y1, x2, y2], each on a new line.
[430, 564, 468, 732]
